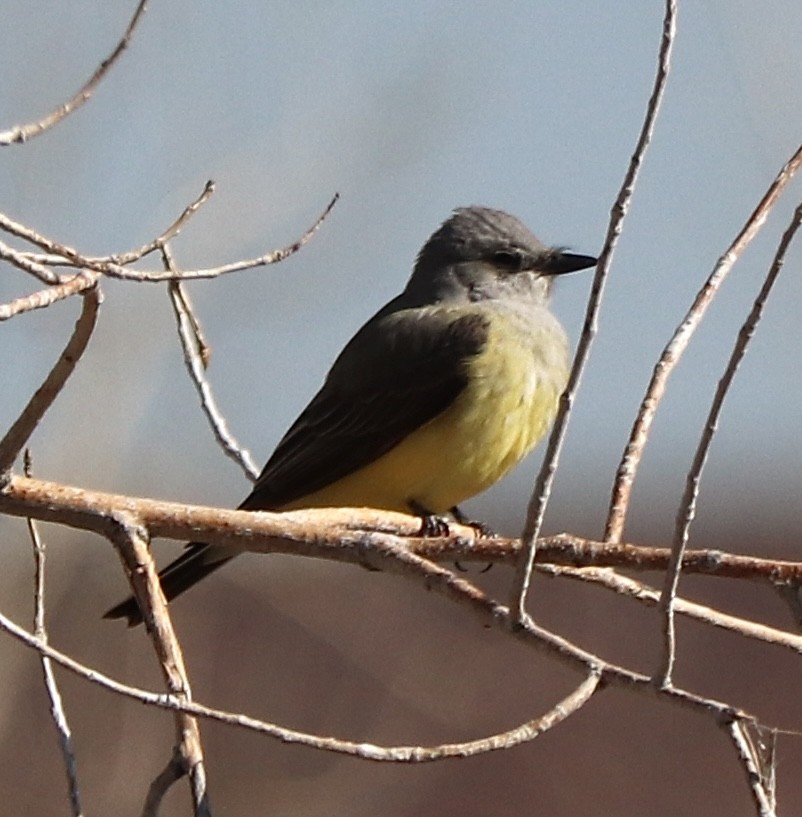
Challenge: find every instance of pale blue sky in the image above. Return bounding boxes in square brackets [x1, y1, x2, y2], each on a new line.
[2, 1, 801, 546]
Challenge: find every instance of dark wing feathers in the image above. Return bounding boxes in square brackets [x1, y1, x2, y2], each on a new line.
[103, 307, 488, 625]
[240, 308, 488, 510]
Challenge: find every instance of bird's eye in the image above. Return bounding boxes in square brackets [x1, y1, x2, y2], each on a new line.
[492, 249, 525, 271]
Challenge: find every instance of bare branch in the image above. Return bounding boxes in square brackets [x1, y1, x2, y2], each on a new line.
[0, 237, 61, 284]
[2, 473, 790, 726]
[0, 187, 333, 289]
[0, 0, 149, 146]
[511, 0, 678, 619]
[0, 556, 757, 761]
[165, 250, 259, 480]
[0, 596, 601, 760]
[113, 180, 216, 264]
[0, 273, 97, 321]
[25, 452, 82, 817]
[605, 143, 802, 544]
[94, 192, 339, 282]
[4, 476, 802, 590]
[107, 512, 210, 816]
[0, 213, 88, 269]
[0, 289, 101, 472]
[0, 180, 215, 270]
[727, 719, 778, 817]
[657, 202, 802, 686]
[542, 564, 802, 656]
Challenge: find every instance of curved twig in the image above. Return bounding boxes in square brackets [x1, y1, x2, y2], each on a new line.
[605, 143, 802, 544]
[0, 0, 149, 146]
[0, 289, 101, 472]
[511, 0, 678, 619]
[657, 202, 802, 685]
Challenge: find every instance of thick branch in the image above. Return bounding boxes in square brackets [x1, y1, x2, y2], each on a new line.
[108, 513, 210, 816]
[2, 476, 802, 587]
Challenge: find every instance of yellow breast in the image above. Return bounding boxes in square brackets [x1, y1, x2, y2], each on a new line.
[283, 304, 568, 514]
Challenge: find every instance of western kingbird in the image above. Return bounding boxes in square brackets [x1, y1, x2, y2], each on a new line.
[106, 206, 596, 625]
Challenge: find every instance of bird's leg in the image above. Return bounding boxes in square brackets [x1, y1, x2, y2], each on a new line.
[408, 502, 493, 572]
[408, 500, 451, 537]
[449, 505, 494, 573]
[449, 505, 494, 537]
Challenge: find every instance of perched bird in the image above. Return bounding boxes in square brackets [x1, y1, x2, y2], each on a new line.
[106, 206, 596, 625]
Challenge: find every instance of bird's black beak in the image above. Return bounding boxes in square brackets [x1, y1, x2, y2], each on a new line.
[541, 251, 597, 277]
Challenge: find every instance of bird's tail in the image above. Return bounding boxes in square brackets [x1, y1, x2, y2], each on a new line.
[103, 542, 235, 627]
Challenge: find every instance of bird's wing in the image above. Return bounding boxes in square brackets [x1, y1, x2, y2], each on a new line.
[240, 306, 488, 511]
[103, 305, 488, 625]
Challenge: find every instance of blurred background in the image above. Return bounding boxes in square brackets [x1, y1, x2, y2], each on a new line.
[1, 1, 801, 814]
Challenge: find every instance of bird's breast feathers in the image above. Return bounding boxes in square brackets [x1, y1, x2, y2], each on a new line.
[283, 302, 569, 514]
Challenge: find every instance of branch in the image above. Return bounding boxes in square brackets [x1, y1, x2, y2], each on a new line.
[0, 289, 101, 472]
[727, 719, 778, 817]
[542, 564, 802, 656]
[0, 180, 215, 271]
[0, 237, 61, 284]
[101, 193, 340, 281]
[107, 512, 210, 816]
[0, 0, 149, 145]
[165, 249, 259, 480]
[26, 452, 82, 816]
[4, 192, 337, 285]
[605, 142, 802, 544]
[4, 476, 802, 589]
[657, 201, 802, 685]
[0, 273, 97, 321]
[113, 180, 216, 264]
[511, 0, 678, 619]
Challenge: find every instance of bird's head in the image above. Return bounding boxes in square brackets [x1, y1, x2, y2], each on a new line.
[406, 206, 596, 305]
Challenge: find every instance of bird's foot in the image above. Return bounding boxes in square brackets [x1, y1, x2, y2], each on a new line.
[419, 513, 451, 537]
[449, 506, 494, 573]
[408, 500, 451, 536]
[449, 505, 494, 538]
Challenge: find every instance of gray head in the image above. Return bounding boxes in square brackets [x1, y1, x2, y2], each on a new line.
[404, 206, 596, 305]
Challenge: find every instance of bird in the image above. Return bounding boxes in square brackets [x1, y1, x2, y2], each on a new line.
[105, 205, 596, 625]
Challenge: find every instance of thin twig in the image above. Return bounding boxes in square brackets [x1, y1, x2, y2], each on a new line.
[165, 247, 259, 480]
[0, 288, 101, 472]
[94, 193, 339, 281]
[0, 273, 97, 321]
[0, 600, 604, 760]
[605, 143, 802, 544]
[0, 188, 333, 288]
[0, 238, 61, 284]
[542, 564, 802, 656]
[171, 281, 211, 367]
[0, 474, 787, 726]
[112, 180, 216, 264]
[25, 451, 82, 817]
[510, 0, 678, 620]
[107, 512, 210, 817]
[727, 719, 778, 817]
[0, 0, 149, 146]
[0, 180, 215, 270]
[657, 202, 802, 686]
[0, 562, 757, 759]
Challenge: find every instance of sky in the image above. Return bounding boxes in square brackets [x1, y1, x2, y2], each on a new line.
[2, 3, 802, 815]
[1, 1, 801, 539]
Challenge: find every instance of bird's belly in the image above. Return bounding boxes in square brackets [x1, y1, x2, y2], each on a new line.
[285, 324, 567, 515]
